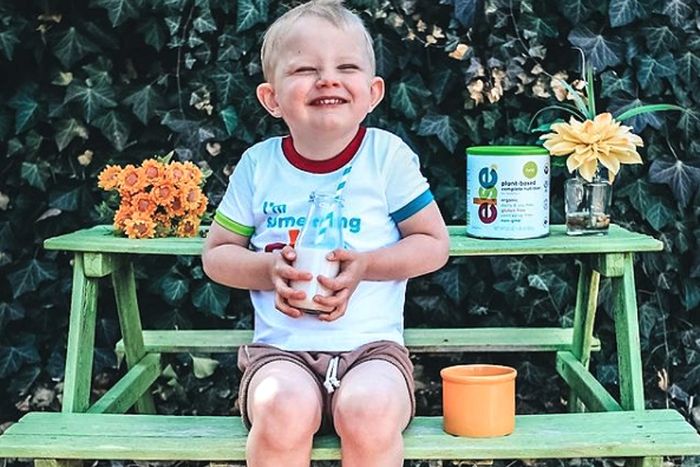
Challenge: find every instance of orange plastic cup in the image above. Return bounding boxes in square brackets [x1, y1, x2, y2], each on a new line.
[440, 364, 517, 437]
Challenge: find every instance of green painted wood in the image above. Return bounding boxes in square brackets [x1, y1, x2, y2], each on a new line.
[82, 253, 116, 278]
[0, 410, 698, 460]
[613, 254, 646, 411]
[630, 457, 663, 467]
[556, 351, 622, 412]
[87, 354, 161, 414]
[62, 254, 98, 414]
[44, 225, 663, 256]
[569, 262, 600, 412]
[111, 258, 156, 415]
[592, 253, 626, 278]
[34, 460, 82, 467]
[115, 328, 601, 355]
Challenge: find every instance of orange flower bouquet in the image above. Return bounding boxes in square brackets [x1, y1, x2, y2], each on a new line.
[97, 158, 208, 239]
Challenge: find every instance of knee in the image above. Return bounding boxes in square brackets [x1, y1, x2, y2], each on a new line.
[249, 383, 321, 449]
[333, 389, 403, 447]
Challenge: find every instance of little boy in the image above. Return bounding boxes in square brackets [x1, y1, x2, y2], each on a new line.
[202, 1, 449, 465]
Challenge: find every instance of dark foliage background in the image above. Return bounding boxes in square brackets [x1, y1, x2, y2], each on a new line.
[1, 0, 699, 465]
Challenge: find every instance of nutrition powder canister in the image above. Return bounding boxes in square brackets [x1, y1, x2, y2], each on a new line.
[466, 146, 550, 239]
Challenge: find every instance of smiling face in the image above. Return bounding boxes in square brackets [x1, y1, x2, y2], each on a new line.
[256, 16, 384, 146]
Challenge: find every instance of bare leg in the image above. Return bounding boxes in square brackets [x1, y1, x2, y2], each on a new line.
[246, 360, 323, 467]
[332, 360, 411, 467]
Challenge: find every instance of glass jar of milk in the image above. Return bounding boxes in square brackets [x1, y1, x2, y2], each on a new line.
[288, 192, 343, 313]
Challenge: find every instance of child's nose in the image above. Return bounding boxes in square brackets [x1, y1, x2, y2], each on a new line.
[316, 72, 341, 87]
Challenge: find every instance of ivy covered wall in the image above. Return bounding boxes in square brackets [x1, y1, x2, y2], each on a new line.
[0, 0, 699, 456]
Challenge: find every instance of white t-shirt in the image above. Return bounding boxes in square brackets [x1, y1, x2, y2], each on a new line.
[215, 127, 433, 351]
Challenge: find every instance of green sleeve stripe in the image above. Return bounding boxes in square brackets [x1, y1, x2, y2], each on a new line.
[214, 211, 254, 236]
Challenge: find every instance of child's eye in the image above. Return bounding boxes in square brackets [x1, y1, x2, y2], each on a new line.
[294, 67, 316, 73]
[338, 64, 360, 71]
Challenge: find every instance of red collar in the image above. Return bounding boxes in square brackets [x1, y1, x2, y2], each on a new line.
[282, 127, 366, 174]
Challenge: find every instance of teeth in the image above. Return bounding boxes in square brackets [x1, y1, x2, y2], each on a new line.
[316, 98, 343, 105]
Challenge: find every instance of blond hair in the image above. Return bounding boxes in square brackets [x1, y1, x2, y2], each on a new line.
[260, 0, 376, 80]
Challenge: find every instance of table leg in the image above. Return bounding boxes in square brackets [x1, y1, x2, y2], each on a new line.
[610, 253, 657, 467]
[568, 260, 600, 412]
[111, 256, 157, 413]
[61, 253, 98, 414]
[611, 253, 645, 411]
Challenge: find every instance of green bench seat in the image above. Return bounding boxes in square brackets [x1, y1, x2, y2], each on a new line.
[0, 410, 697, 461]
[115, 328, 601, 354]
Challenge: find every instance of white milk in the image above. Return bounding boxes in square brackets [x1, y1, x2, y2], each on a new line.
[288, 246, 340, 313]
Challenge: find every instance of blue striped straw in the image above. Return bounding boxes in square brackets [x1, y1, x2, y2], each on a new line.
[316, 164, 353, 244]
[335, 164, 352, 199]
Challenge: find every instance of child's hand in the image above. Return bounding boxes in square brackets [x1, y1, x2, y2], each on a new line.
[314, 249, 368, 322]
[268, 245, 312, 318]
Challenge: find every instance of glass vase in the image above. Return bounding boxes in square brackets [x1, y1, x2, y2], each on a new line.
[564, 173, 612, 235]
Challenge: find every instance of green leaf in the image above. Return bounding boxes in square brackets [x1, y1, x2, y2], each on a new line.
[8, 85, 40, 133]
[64, 79, 117, 123]
[191, 355, 219, 379]
[677, 51, 700, 85]
[51, 27, 99, 68]
[390, 74, 430, 120]
[219, 106, 238, 135]
[450, 0, 478, 27]
[0, 28, 21, 60]
[192, 281, 230, 317]
[430, 69, 454, 104]
[160, 274, 189, 305]
[483, 109, 501, 130]
[661, 0, 693, 27]
[609, 0, 645, 27]
[417, 114, 463, 152]
[567, 27, 622, 71]
[644, 197, 675, 231]
[682, 279, 700, 311]
[521, 15, 558, 38]
[610, 98, 663, 132]
[528, 274, 549, 291]
[138, 17, 167, 51]
[54, 118, 89, 151]
[7, 259, 58, 299]
[20, 162, 50, 191]
[193, 9, 217, 33]
[90, 0, 142, 27]
[618, 178, 652, 213]
[164, 16, 181, 36]
[432, 265, 467, 303]
[642, 26, 679, 55]
[615, 103, 684, 123]
[558, 0, 593, 23]
[648, 159, 700, 208]
[209, 66, 247, 105]
[373, 33, 399, 78]
[49, 187, 82, 212]
[508, 258, 529, 280]
[93, 110, 130, 151]
[0, 302, 25, 332]
[635, 54, 676, 91]
[236, 0, 268, 33]
[0, 345, 39, 378]
[123, 85, 162, 124]
[600, 70, 635, 97]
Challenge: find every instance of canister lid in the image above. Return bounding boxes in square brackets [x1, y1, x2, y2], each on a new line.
[466, 146, 549, 156]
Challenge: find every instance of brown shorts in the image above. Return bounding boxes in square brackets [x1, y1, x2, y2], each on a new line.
[237, 340, 415, 432]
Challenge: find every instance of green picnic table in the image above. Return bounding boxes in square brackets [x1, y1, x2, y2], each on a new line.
[0, 224, 698, 465]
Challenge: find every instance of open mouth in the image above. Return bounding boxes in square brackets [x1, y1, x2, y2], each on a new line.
[310, 97, 348, 106]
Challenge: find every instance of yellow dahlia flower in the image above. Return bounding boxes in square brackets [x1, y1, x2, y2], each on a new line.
[541, 112, 644, 182]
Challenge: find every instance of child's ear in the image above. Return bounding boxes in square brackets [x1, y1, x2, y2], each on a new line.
[256, 83, 282, 118]
[368, 77, 385, 113]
